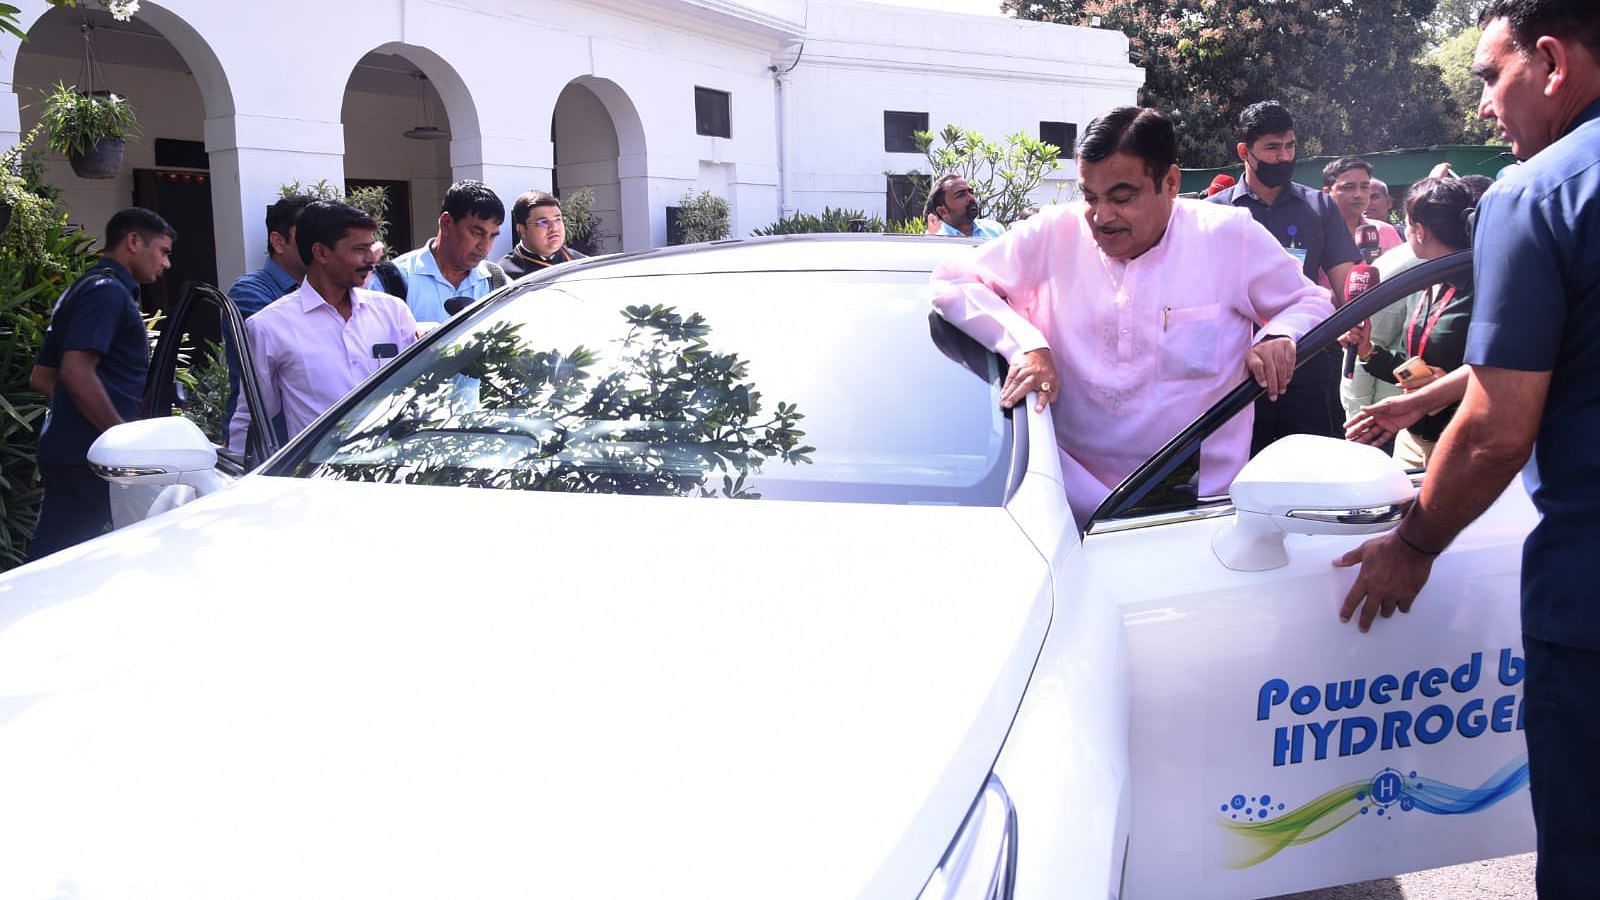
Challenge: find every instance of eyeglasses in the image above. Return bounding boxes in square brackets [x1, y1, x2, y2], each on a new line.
[532, 216, 564, 229]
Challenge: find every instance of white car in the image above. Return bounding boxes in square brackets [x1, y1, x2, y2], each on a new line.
[0, 237, 1532, 899]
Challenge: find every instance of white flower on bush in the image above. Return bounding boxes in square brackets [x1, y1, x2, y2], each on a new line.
[105, 0, 139, 21]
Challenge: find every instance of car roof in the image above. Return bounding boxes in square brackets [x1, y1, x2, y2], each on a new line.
[538, 233, 984, 282]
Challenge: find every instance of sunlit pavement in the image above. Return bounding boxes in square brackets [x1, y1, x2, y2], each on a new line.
[1264, 852, 1534, 899]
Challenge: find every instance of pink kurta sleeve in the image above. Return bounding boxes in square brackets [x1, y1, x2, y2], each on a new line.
[1230, 214, 1336, 343]
[929, 216, 1054, 364]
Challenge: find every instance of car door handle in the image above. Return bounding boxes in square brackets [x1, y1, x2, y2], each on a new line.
[1284, 504, 1406, 527]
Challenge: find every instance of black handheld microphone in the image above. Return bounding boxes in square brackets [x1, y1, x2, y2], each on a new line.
[443, 295, 474, 316]
[1357, 223, 1382, 264]
[1342, 263, 1380, 378]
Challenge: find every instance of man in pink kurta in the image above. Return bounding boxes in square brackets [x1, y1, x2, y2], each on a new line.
[931, 107, 1334, 527]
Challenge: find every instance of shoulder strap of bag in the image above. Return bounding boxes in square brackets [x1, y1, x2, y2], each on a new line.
[373, 261, 407, 301]
[485, 260, 508, 291]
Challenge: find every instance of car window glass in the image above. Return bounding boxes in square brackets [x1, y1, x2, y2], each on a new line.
[280, 271, 1011, 506]
[1095, 253, 1472, 525]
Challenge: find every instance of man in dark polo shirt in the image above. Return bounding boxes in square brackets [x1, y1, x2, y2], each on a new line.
[28, 207, 175, 560]
[1335, 1, 1600, 894]
[1210, 101, 1361, 453]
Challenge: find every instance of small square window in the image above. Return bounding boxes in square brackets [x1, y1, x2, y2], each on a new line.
[884, 111, 929, 153]
[696, 87, 731, 138]
[1040, 121, 1077, 155]
[886, 173, 925, 225]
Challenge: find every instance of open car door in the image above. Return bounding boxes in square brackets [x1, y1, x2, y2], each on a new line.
[1081, 251, 1537, 899]
[119, 283, 278, 527]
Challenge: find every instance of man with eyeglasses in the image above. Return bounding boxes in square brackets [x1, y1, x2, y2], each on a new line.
[500, 191, 588, 279]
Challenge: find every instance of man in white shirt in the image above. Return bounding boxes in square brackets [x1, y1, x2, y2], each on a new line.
[228, 201, 418, 452]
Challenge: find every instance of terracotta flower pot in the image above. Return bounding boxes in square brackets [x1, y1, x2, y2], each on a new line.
[69, 137, 126, 180]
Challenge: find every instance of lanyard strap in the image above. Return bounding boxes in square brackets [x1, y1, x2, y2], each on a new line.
[1407, 284, 1457, 358]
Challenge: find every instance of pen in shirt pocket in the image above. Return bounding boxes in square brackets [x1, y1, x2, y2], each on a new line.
[1163, 306, 1170, 331]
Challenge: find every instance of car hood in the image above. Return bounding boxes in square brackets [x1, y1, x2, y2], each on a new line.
[0, 476, 1051, 899]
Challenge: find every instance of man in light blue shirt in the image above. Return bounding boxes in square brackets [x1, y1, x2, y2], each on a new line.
[924, 174, 1006, 241]
[381, 180, 507, 322]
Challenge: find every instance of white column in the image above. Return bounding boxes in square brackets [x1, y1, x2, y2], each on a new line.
[205, 113, 345, 287]
[0, 89, 22, 149]
[451, 134, 553, 262]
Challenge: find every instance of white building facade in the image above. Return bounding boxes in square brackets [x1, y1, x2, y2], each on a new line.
[0, 0, 1140, 290]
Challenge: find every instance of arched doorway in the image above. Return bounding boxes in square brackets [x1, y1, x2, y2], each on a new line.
[552, 76, 647, 252]
[9, 1, 233, 309]
[342, 45, 480, 256]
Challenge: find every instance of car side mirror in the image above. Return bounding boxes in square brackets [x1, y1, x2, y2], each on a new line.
[1212, 435, 1414, 572]
[88, 417, 226, 494]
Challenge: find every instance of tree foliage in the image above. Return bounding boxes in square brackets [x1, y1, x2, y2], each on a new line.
[1007, 0, 1466, 166]
[298, 306, 813, 498]
[1431, 25, 1500, 144]
[888, 124, 1063, 227]
[1424, 0, 1482, 43]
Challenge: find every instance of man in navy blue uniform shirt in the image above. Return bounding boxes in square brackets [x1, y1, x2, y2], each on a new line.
[1210, 101, 1362, 453]
[28, 208, 175, 560]
[1336, 1, 1600, 894]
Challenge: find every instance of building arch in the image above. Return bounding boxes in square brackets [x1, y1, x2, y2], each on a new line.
[4, 0, 237, 306]
[552, 75, 647, 252]
[341, 43, 485, 253]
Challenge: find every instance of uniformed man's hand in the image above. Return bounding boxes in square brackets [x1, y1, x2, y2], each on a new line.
[1247, 336, 1296, 401]
[1001, 348, 1058, 412]
[1333, 531, 1434, 632]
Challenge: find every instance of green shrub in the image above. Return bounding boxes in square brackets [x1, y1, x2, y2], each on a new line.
[560, 187, 602, 255]
[280, 179, 391, 243]
[751, 207, 885, 237]
[671, 189, 730, 245]
[0, 201, 98, 568]
[886, 218, 929, 235]
[175, 338, 230, 445]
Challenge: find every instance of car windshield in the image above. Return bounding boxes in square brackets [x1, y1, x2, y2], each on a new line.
[279, 270, 1011, 505]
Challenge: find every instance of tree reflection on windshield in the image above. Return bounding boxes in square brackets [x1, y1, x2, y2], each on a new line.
[293, 304, 815, 498]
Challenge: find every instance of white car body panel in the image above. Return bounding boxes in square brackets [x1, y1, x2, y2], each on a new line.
[8, 239, 1536, 899]
[995, 403, 1131, 900]
[0, 476, 1051, 900]
[1109, 481, 1536, 899]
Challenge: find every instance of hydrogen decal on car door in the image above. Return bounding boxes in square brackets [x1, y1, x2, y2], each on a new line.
[1214, 757, 1529, 868]
[1211, 646, 1530, 868]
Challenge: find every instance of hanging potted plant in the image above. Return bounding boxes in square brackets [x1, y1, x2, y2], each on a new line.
[41, 80, 139, 179]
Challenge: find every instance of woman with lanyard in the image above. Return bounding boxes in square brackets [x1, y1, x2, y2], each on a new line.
[1343, 177, 1477, 468]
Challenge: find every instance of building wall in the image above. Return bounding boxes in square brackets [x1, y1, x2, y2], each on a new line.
[0, 0, 1140, 289]
[784, 0, 1141, 223]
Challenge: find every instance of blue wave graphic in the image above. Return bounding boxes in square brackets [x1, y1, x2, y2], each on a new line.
[1404, 757, 1529, 815]
[1219, 756, 1529, 868]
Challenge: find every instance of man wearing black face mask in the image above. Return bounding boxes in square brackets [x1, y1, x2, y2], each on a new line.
[1210, 100, 1363, 453]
